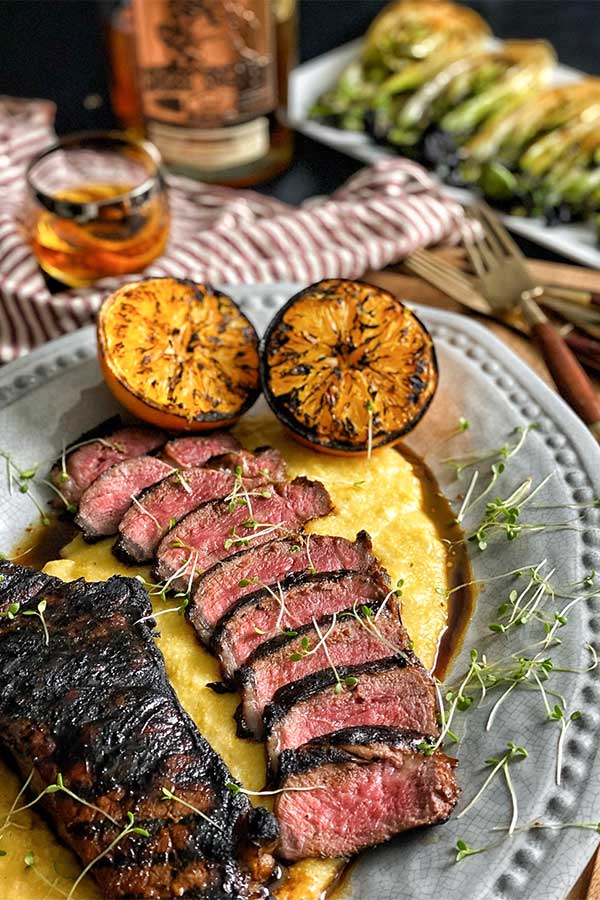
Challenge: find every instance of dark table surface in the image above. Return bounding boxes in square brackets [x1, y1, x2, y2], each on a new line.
[1, 0, 599, 263]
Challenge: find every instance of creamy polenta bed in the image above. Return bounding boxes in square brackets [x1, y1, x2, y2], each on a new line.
[0, 278, 467, 900]
[0, 413, 465, 900]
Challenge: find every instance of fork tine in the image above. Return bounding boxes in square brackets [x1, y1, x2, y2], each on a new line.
[462, 219, 489, 277]
[465, 208, 501, 270]
[471, 207, 506, 261]
[475, 201, 523, 260]
[410, 249, 475, 289]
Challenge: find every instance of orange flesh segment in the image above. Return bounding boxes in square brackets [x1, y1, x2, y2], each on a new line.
[263, 279, 438, 451]
[99, 279, 260, 425]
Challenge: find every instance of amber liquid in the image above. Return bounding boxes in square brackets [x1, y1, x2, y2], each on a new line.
[29, 182, 169, 287]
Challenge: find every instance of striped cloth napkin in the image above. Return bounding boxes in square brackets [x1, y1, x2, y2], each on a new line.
[0, 97, 467, 363]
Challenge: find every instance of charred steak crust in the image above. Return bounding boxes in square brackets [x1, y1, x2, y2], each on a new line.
[273, 727, 459, 862]
[0, 561, 277, 900]
[264, 655, 419, 732]
[210, 569, 389, 657]
[154, 476, 333, 590]
[238, 595, 404, 675]
[188, 530, 384, 644]
[275, 727, 438, 781]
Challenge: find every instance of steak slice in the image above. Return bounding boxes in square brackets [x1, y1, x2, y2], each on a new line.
[212, 571, 389, 679]
[51, 420, 166, 506]
[274, 727, 459, 860]
[163, 433, 241, 468]
[208, 447, 287, 483]
[0, 561, 278, 900]
[237, 595, 408, 738]
[155, 477, 333, 591]
[264, 656, 439, 768]
[114, 468, 243, 565]
[75, 456, 173, 540]
[189, 531, 382, 644]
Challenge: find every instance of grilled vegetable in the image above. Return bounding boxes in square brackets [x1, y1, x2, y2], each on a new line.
[310, 0, 600, 235]
[260, 279, 438, 455]
[97, 278, 261, 431]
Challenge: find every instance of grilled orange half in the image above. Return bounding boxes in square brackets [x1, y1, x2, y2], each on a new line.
[260, 279, 438, 454]
[97, 278, 260, 432]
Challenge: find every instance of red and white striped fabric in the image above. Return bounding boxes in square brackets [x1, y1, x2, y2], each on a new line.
[0, 97, 467, 363]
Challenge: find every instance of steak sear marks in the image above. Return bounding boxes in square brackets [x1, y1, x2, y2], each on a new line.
[0, 561, 277, 899]
[51, 423, 166, 506]
[163, 433, 241, 468]
[114, 467, 271, 566]
[274, 727, 459, 860]
[264, 656, 439, 768]
[237, 595, 408, 738]
[154, 477, 333, 592]
[75, 457, 174, 541]
[189, 531, 382, 644]
[212, 571, 389, 679]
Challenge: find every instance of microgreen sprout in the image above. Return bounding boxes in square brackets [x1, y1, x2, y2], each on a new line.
[454, 839, 486, 862]
[225, 782, 327, 797]
[129, 495, 161, 530]
[289, 614, 338, 662]
[366, 399, 374, 460]
[23, 599, 49, 645]
[171, 469, 192, 495]
[23, 851, 68, 897]
[66, 812, 149, 900]
[444, 423, 538, 476]
[309, 616, 358, 694]
[457, 742, 528, 832]
[160, 787, 221, 829]
[305, 532, 316, 575]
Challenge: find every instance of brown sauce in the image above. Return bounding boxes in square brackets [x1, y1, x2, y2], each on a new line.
[9, 447, 474, 900]
[9, 514, 77, 571]
[397, 443, 474, 681]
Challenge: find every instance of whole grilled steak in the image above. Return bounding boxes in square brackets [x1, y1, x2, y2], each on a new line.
[0, 561, 278, 899]
[155, 477, 333, 591]
[51, 421, 166, 506]
[274, 727, 459, 860]
[264, 656, 438, 767]
[212, 571, 389, 679]
[208, 448, 286, 483]
[163, 433, 241, 468]
[115, 468, 248, 565]
[237, 595, 408, 738]
[189, 531, 382, 644]
[76, 456, 174, 540]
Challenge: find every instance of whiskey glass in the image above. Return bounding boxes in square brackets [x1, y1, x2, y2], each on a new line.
[26, 132, 169, 287]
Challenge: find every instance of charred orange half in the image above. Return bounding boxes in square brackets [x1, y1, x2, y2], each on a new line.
[97, 278, 260, 431]
[260, 279, 438, 454]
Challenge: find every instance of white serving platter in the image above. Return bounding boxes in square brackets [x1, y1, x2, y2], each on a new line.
[0, 285, 600, 900]
[289, 41, 600, 269]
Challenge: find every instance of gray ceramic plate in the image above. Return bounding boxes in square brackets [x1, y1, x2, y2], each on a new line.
[1, 284, 599, 900]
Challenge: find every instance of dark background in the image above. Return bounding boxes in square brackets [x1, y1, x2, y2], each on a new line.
[0, 1, 598, 254]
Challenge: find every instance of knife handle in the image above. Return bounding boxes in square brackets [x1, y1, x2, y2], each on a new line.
[530, 320, 600, 443]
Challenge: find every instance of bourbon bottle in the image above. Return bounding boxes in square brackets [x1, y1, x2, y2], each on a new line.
[130, 0, 296, 186]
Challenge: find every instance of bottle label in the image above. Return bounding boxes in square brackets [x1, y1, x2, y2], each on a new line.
[147, 117, 270, 170]
[132, 0, 276, 131]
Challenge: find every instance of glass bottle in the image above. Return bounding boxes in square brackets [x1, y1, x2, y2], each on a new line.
[129, 0, 296, 186]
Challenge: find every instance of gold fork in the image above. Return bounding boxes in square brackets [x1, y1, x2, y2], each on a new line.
[462, 203, 600, 441]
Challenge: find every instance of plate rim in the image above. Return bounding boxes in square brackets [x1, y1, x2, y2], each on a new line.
[1, 289, 599, 900]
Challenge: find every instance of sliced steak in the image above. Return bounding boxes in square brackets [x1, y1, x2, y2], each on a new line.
[0, 561, 278, 899]
[274, 727, 459, 860]
[163, 432, 241, 468]
[208, 447, 287, 483]
[190, 531, 382, 644]
[212, 571, 389, 679]
[51, 420, 166, 506]
[114, 468, 242, 565]
[75, 456, 173, 540]
[237, 595, 408, 738]
[264, 656, 438, 768]
[155, 477, 333, 591]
